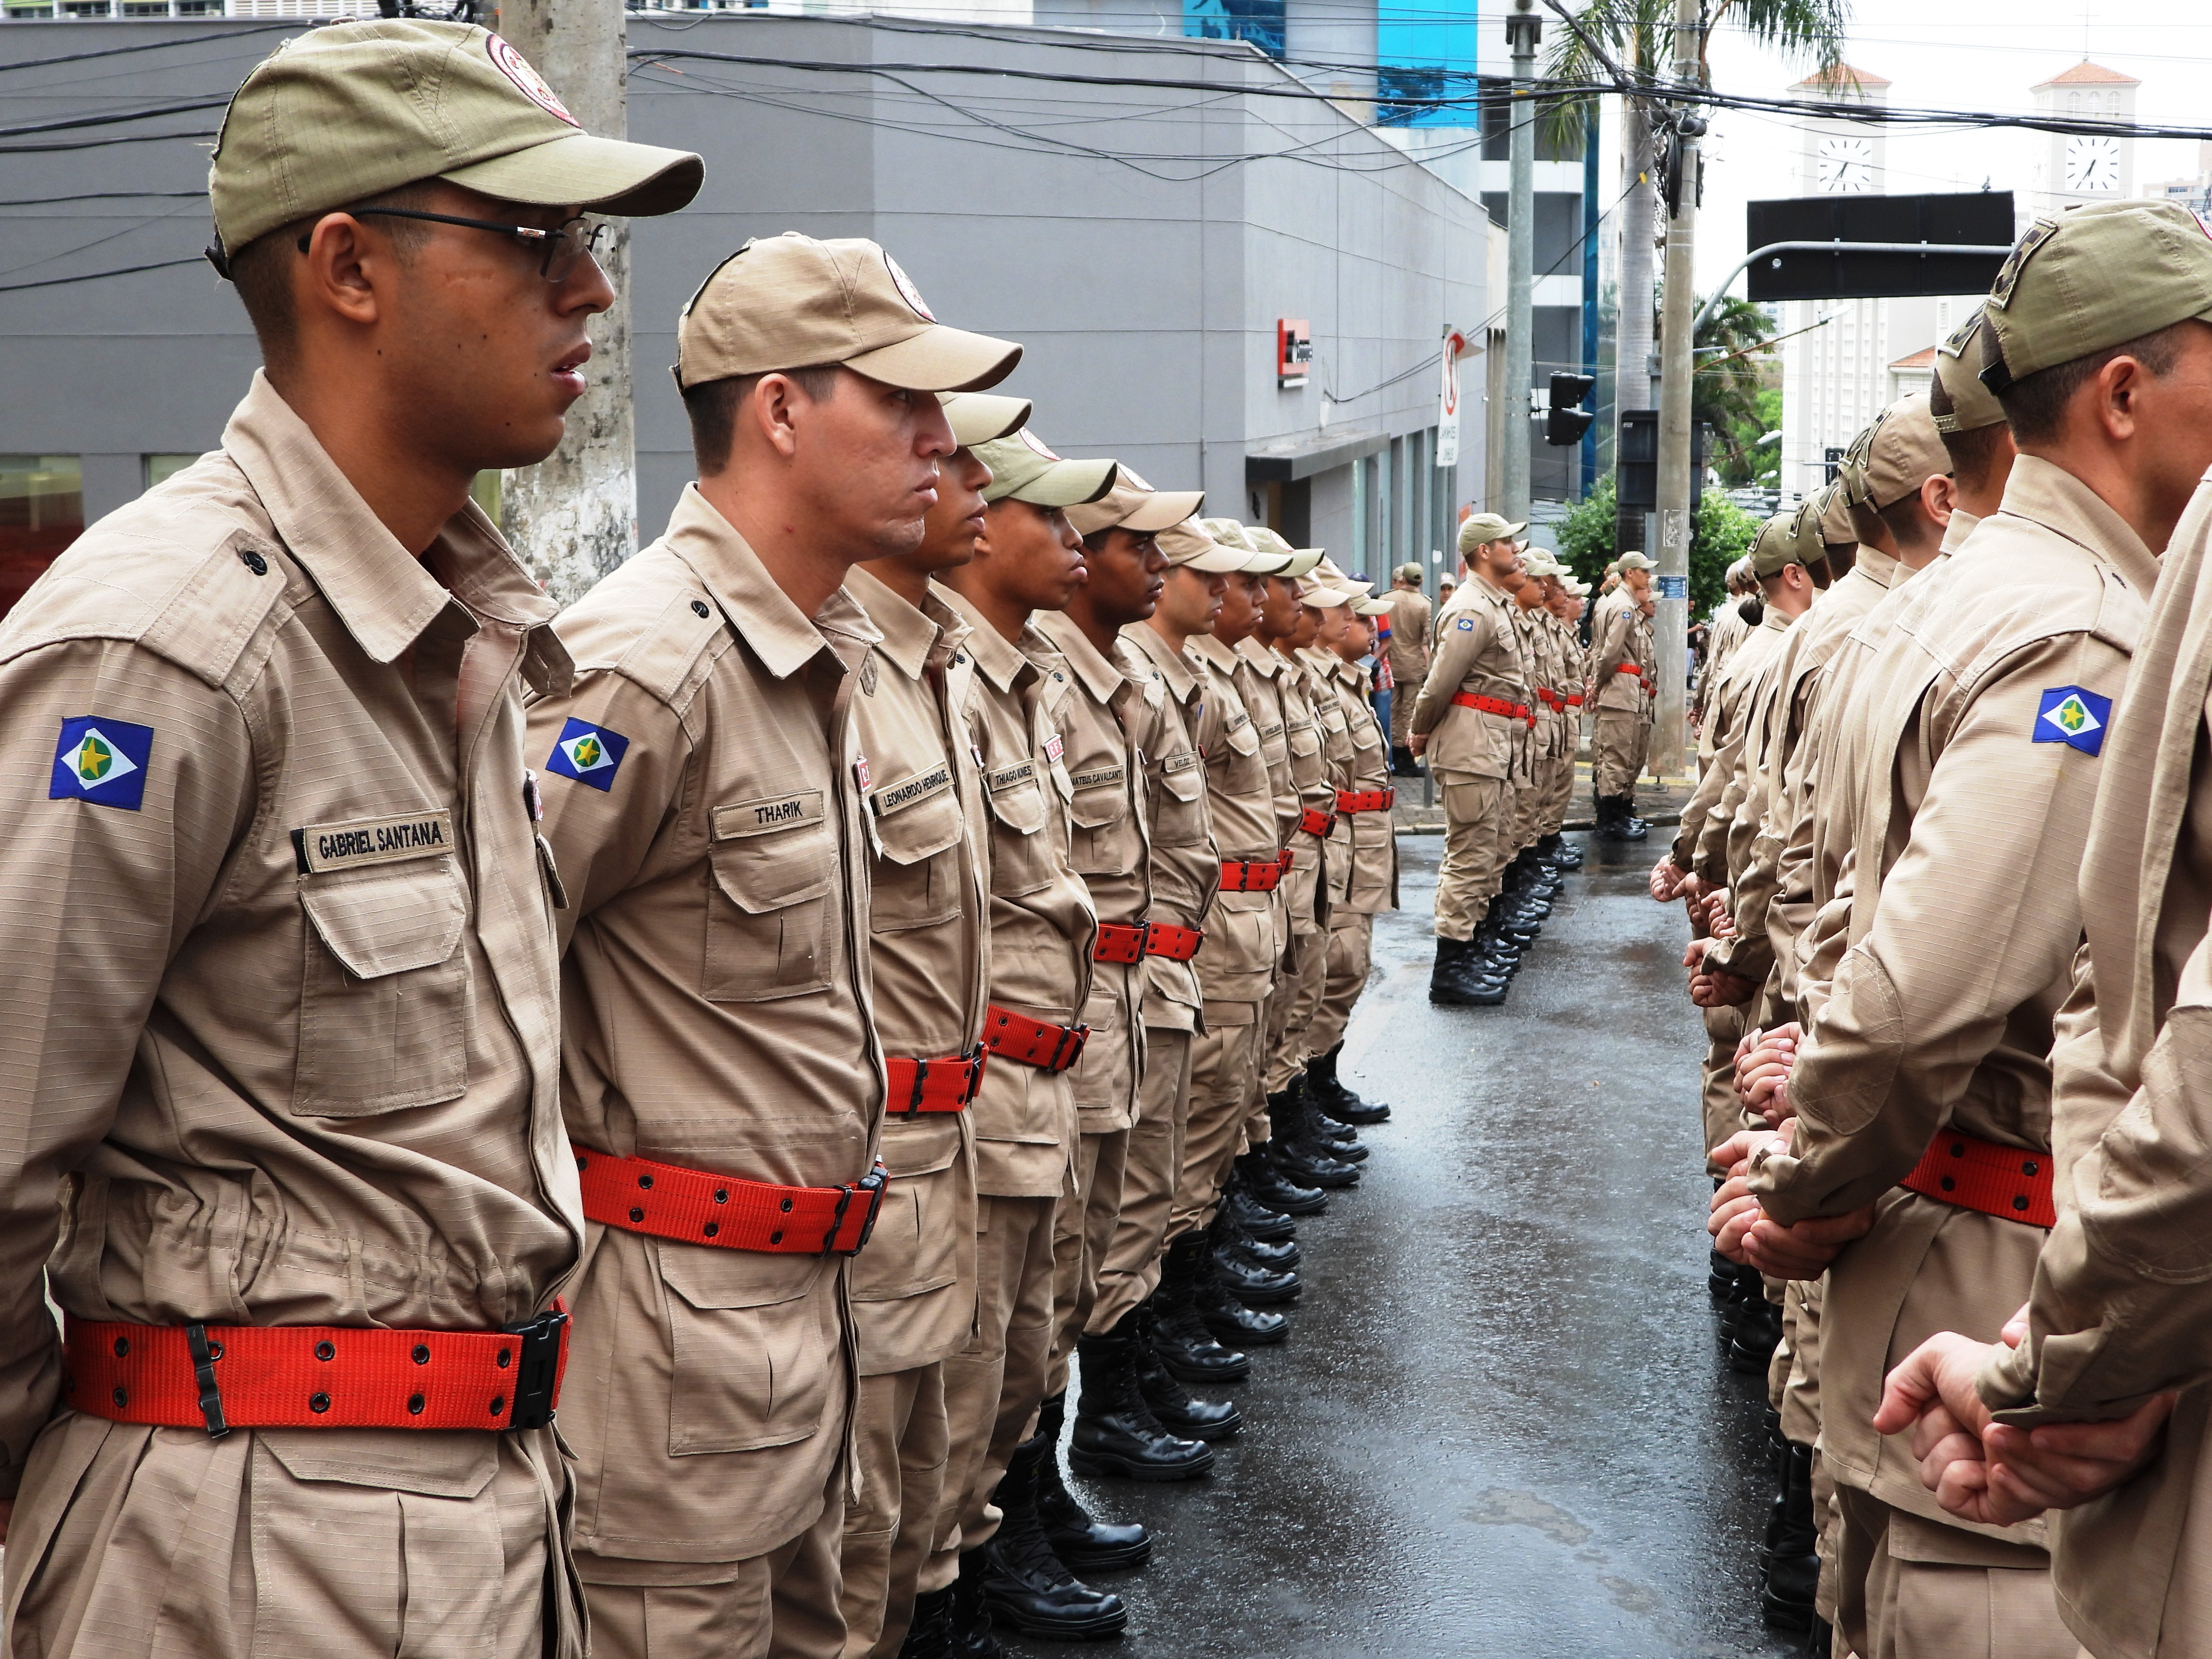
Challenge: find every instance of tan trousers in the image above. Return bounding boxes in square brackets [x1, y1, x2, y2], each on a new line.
[1539, 749, 1574, 835]
[1435, 774, 1514, 941]
[1834, 1488, 2075, 1659]
[1090, 1026, 1191, 1337]
[4, 1416, 582, 1659]
[838, 1365, 950, 1659]
[1169, 1005, 1263, 1239]
[1701, 1001, 1749, 1157]
[581, 1462, 847, 1659]
[934, 1193, 1058, 1576]
[1047, 1128, 1129, 1396]
[1302, 911, 1373, 1058]
[1389, 674, 1424, 747]
[1593, 708, 1643, 797]
[1262, 889, 1327, 1094]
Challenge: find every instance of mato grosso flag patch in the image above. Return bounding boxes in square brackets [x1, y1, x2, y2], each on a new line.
[2033, 686, 2111, 756]
[50, 716, 154, 811]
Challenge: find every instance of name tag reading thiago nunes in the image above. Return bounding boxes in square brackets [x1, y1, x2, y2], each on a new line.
[293, 809, 455, 873]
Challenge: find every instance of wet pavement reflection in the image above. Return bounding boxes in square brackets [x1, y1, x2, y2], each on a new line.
[1032, 830, 1798, 1659]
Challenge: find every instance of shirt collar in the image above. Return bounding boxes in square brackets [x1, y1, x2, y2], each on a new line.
[1033, 610, 1133, 705]
[1234, 635, 1285, 676]
[662, 483, 878, 681]
[934, 581, 1036, 694]
[1939, 507, 1982, 553]
[1995, 454, 2162, 594]
[845, 565, 960, 679]
[221, 371, 558, 668]
[1119, 621, 1200, 699]
[1186, 630, 1243, 677]
[1852, 541, 1902, 590]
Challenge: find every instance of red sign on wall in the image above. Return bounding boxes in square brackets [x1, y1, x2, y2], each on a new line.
[1277, 319, 1311, 389]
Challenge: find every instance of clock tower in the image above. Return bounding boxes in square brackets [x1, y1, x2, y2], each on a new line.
[1790, 62, 1889, 198]
[2032, 61, 2139, 211]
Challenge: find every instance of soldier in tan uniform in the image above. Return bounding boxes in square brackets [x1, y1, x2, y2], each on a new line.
[1411, 513, 1531, 1006]
[834, 391, 1025, 1659]
[526, 237, 1015, 1659]
[1712, 203, 2212, 1659]
[932, 434, 1121, 1649]
[1692, 559, 1757, 741]
[0, 24, 700, 1659]
[1590, 550, 1657, 838]
[1386, 562, 1434, 774]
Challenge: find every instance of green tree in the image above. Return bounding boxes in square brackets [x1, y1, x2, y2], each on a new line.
[1555, 476, 1758, 618]
[1694, 296, 1781, 486]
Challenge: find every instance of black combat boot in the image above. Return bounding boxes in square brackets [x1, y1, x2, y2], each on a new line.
[900, 1584, 958, 1659]
[1730, 1288, 1784, 1375]
[1537, 830, 1582, 871]
[1804, 1619, 1833, 1657]
[1617, 793, 1650, 840]
[1596, 794, 1630, 840]
[1032, 1391, 1152, 1572]
[951, 1549, 1004, 1659]
[1131, 1302, 1241, 1442]
[1757, 1406, 1789, 1577]
[1268, 1086, 1360, 1188]
[1152, 1245, 1252, 1380]
[980, 1440, 1131, 1637]
[1761, 1442, 1819, 1631]
[1390, 744, 1420, 777]
[1308, 1041, 1390, 1125]
[1210, 1222, 1300, 1306]
[1192, 1226, 1290, 1346]
[1216, 1203, 1299, 1269]
[1431, 935, 1508, 1006]
[1236, 1145, 1324, 1220]
[1069, 1327, 1215, 1482]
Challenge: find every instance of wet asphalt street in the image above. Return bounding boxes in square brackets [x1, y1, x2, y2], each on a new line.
[1034, 829, 1797, 1659]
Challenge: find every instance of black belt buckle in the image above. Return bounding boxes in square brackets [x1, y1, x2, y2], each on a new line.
[827, 1161, 890, 1255]
[959, 1043, 986, 1106]
[502, 1307, 567, 1431]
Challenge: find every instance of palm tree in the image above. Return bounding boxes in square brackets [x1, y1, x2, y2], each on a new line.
[1693, 293, 1779, 484]
[1543, 0, 1848, 537]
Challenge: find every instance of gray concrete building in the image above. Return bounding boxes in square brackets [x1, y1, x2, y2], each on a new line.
[0, 10, 1491, 608]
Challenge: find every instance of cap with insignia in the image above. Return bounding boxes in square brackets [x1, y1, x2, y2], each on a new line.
[1395, 562, 1427, 583]
[1981, 201, 2212, 391]
[677, 232, 1021, 394]
[1066, 466, 1203, 539]
[1932, 311, 2007, 434]
[208, 20, 701, 267]
[972, 428, 1116, 507]
[1750, 508, 1822, 577]
[1456, 512, 1527, 554]
[1615, 551, 1655, 572]
[1243, 525, 1325, 580]
[1814, 480, 1856, 548]
[1842, 394, 1949, 511]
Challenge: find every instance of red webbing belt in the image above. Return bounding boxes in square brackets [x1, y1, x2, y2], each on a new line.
[1899, 1130, 2056, 1228]
[62, 1304, 570, 1436]
[1275, 846, 1296, 873]
[1451, 692, 1529, 720]
[886, 1048, 986, 1114]
[1142, 922, 1203, 961]
[1616, 663, 1644, 676]
[577, 1148, 887, 1254]
[1336, 789, 1395, 813]
[1565, 694, 1585, 706]
[982, 1004, 1090, 1071]
[1298, 806, 1337, 838]
[1093, 923, 1147, 964]
[1219, 858, 1284, 892]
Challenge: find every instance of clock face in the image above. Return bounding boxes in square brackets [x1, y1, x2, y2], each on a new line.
[1817, 135, 1874, 194]
[2066, 134, 2122, 193]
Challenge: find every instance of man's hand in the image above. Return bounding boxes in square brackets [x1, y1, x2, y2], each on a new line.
[1689, 957, 1756, 1008]
[1408, 732, 1428, 758]
[1650, 857, 1689, 903]
[1735, 1022, 1800, 1123]
[1679, 872, 1710, 904]
[1706, 1120, 1874, 1274]
[1703, 890, 1736, 939]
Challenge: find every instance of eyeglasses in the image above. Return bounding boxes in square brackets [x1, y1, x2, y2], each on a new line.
[294, 209, 611, 283]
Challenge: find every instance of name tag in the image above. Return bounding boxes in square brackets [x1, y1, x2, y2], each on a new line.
[294, 809, 454, 874]
[987, 760, 1038, 793]
[870, 762, 952, 818]
[1069, 763, 1126, 790]
[1160, 750, 1201, 776]
[1225, 709, 1252, 734]
[1258, 720, 1285, 740]
[713, 790, 826, 840]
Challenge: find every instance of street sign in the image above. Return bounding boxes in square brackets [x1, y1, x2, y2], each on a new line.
[1436, 328, 1465, 469]
[1744, 191, 2015, 302]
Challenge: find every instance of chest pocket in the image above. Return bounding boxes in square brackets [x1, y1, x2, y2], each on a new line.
[1288, 721, 1322, 761]
[295, 861, 470, 1117]
[1066, 763, 1132, 878]
[1150, 750, 1207, 848]
[1348, 707, 1383, 754]
[868, 765, 964, 934]
[983, 759, 1052, 898]
[707, 793, 837, 1002]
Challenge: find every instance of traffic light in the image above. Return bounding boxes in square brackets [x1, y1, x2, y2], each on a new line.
[1545, 373, 1596, 447]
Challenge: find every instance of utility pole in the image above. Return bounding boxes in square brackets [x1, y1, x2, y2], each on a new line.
[1614, 98, 1655, 560]
[1500, 0, 1539, 522]
[1650, 0, 1704, 775]
[494, 0, 637, 606]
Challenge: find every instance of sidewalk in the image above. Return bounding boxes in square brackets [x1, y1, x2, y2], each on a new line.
[1389, 760, 1694, 836]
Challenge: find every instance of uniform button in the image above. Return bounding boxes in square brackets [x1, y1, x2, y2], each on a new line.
[315, 1340, 336, 1361]
[692, 600, 711, 618]
[239, 547, 267, 576]
[412, 1344, 431, 1366]
[408, 1394, 425, 1416]
[2022, 1160, 2040, 1177]
[309, 1392, 331, 1413]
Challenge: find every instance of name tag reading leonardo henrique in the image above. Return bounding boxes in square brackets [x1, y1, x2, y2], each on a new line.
[294, 809, 454, 873]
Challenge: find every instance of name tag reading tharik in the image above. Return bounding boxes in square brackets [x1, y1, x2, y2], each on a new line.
[295, 809, 455, 873]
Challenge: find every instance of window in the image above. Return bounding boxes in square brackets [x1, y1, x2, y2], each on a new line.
[143, 454, 201, 492]
[0, 457, 83, 622]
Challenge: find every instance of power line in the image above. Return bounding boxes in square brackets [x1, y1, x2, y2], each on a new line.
[0, 255, 203, 295]
[0, 96, 230, 143]
[0, 128, 217, 156]
[0, 19, 296, 76]
[0, 191, 205, 207]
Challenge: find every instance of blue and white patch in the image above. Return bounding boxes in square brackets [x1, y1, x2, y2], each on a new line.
[50, 715, 153, 811]
[1455, 616, 1475, 631]
[2033, 686, 2111, 756]
[545, 718, 630, 791]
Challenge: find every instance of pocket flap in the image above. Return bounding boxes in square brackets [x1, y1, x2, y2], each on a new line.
[1157, 750, 1203, 802]
[299, 864, 467, 979]
[1065, 766, 1129, 830]
[870, 772, 962, 867]
[261, 1428, 496, 1498]
[657, 1238, 824, 1310]
[709, 816, 835, 914]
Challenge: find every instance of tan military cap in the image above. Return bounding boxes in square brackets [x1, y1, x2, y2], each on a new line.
[209, 21, 701, 258]
[1065, 465, 1203, 538]
[973, 430, 1116, 507]
[1982, 201, 2212, 389]
[1315, 555, 1374, 597]
[1616, 551, 1655, 572]
[1814, 480, 1856, 546]
[1842, 394, 1948, 511]
[1197, 519, 1291, 574]
[1159, 517, 1251, 573]
[1243, 527, 1325, 579]
[1932, 311, 2007, 435]
[1749, 508, 1821, 577]
[1457, 512, 1527, 554]
[1296, 577, 1355, 610]
[677, 233, 1020, 393]
[1395, 562, 1426, 583]
[942, 391, 1031, 448]
[1352, 595, 1393, 616]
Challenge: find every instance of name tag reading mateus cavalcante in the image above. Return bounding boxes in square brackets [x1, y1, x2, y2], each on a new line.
[293, 809, 455, 873]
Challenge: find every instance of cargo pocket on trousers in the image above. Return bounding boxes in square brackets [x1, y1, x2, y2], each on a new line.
[657, 1247, 833, 1455]
[705, 803, 836, 1002]
[294, 863, 469, 1116]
